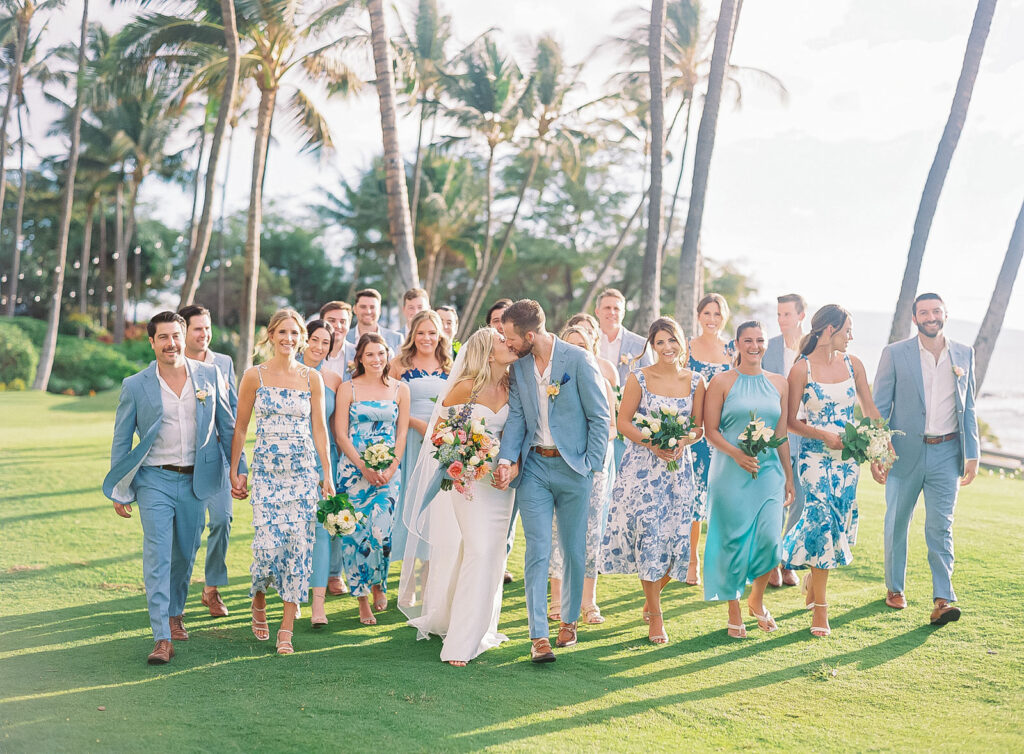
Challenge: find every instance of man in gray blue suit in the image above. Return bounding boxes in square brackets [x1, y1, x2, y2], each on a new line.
[495, 300, 610, 663]
[762, 293, 806, 588]
[103, 312, 246, 664]
[180, 304, 237, 618]
[872, 293, 979, 626]
[345, 288, 403, 353]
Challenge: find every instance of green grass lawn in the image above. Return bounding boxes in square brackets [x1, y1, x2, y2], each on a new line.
[1, 390, 1022, 752]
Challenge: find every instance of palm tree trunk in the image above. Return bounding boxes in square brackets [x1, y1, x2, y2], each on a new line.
[409, 98, 426, 235]
[216, 121, 236, 329]
[580, 189, 649, 313]
[660, 94, 693, 265]
[457, 145, 496, 339]
[368, 0, 419, 291]
[888, 0, 997, 344]
[0, 10, 30, 267]
[674, 0, 739, 336]
[78, 196, 96, 336]
[237, 85, 277, 374]
[114, 179, 127, 343]
[5, 106, 27, 316]
[186, 118, 208, 254]
[33, 0, 88, 391]
[98, 195, 107, 329]
[974, 196, 1024, 391]
[179, 0, 240, 309]
[637, 0, 667, 329]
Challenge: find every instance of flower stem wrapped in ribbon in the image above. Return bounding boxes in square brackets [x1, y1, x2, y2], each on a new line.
[430, 404, 501, 500]
[737, 411, 785, 479]
[362, 442, 396, 471]
[841, 417, 902, 469]
[633, 404, 698, 472]
[317, 492, 364, 537]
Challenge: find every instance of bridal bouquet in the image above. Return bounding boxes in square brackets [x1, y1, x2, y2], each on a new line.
[362, 442, 396, 471]
[841, 417, 902, 470]
[317, 492, 364, 537]
[634, 404, 698, 472]
[430, 406, 501, 499]
[737, 411, 786, 478]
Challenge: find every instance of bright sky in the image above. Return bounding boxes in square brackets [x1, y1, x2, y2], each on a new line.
[42, 0, 1024, 329]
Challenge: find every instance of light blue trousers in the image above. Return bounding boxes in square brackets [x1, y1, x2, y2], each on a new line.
[311, 522, 344, 590]
[781, 440, 805, 538]
[517, 453, 592, 639]
[203, 490, 232, 586]
[134, 466, 207, 640]
[884, 441, 960, 602]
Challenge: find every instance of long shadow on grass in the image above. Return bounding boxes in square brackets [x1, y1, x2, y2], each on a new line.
[0, 552, 143, 585]
[0, 500, 108, 523]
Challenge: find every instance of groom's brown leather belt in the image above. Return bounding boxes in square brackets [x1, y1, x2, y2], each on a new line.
[923, 432, 958, 445]
[157, 464, 195, 474]
[532, 446, 561, 458]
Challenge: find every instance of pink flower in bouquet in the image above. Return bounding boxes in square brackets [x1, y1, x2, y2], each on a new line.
[448, 460, 465, 478]
[457, 429, 467, 443]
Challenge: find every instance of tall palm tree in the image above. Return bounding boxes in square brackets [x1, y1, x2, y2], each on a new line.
[888, 0, 998, 343]
[974, 196, 1024, 391]
[673, 0, 739, 334]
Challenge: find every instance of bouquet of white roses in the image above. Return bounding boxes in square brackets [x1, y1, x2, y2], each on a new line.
[737, 411, 786, 479]
[634, 404, 698, 472]
[317, 492, 364, 537]
[362, 442, 396, 472]
[841, 417, 902, 470]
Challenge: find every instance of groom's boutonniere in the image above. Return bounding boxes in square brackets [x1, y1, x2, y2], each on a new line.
[195, 388, 209, 405]
[952, 365, 966, 379]
[547, 373, 571, 400]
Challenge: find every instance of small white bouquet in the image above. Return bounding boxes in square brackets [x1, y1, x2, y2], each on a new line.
[737, 411, 786, 479]
[317, 493, 364, 537]
[362, 442, 396, 471]
[634, 404, 698, 472]
[841, 417, 902, 470]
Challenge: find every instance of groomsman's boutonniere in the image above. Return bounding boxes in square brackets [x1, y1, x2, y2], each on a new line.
[347, 360, 356, 375]
[952, 365, 966, 379]
[195, 388, 209, 405]
[620, 353, 636, 367]
[452, 340, 462, 355]
[547, 373, 571, 400]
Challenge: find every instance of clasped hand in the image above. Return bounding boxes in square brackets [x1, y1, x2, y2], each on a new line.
[231, 473, 249, 499]
[493, 463, 518, 490]
[652, 445, 684, 463]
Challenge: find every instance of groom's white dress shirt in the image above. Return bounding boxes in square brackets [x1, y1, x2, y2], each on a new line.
[145, 371, 197, 467]
[532, 340, 558, 448]
[919, 339, 958, 436]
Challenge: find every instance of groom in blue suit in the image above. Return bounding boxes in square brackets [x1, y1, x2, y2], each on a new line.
[495, 300, 610, 663]
[103, 312, 246, 664]
[873, 293, 979, 626]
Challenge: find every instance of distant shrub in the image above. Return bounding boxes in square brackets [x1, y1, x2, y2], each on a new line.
[8, 377, 27, 390]
[47, 338, 145, 395]
[0, 321, 37, 385]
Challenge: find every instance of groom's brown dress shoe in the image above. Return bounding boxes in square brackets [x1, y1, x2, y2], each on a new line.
[147, 640, 175, 665]
[169, 615, 189, 641]
[530, 638, 556, 663]
[202, 588, 229, 617]
[555, 621, 578, 648]
[327, 577, 348, 596]
[930, 599, 961, 626]
[885, 591, 907, 610]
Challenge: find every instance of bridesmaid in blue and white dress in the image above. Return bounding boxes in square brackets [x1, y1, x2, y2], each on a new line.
[334, 333, 410, 625]
[602, 317, 705, 644]
[687, 293, 735, 585]
[781, 305, 880, 638]
[389, 310, 451, 566]
[230, 309, 333, 655]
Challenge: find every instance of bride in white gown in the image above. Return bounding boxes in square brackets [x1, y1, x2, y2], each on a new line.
[398, 328, 519, 666]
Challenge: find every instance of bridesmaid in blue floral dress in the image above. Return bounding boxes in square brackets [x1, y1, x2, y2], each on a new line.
[602, 317, 705, 644]
[702, 321, 794, 639]
[230, 309, 333, 655]
[687, 293, 735, 585]
[334, 333, 410, 625]
[780, 305, 880, 638]
[389, 311, 451, 567]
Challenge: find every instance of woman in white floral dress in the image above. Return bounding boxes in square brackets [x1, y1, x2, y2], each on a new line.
[231, 309, 334, 655]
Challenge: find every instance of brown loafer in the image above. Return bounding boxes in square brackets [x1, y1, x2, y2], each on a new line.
[202, 588, 229, 617]
[885, 590, 907, 610]
[530, 638, 556, 663]
[503, 571, 514, 585]
[327, 577, 348, 596]
[147, 639, 175, 665]
[767, 567, 783, 588]
[555, 621, 578, 648]
[168, 615, 189, 641]
[781, 568, 799, 587]
[930, 599, 961, 626]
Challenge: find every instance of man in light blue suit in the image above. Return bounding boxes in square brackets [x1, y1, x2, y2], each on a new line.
[103, 312, 246, 664]
[762, 293, 806, 588]
[595, 288, 653, 468]
[873, 293, 979, 627]
[495, 300, 610, 663]
[345, 288, 403, 353]
[180, 304, 238, 618]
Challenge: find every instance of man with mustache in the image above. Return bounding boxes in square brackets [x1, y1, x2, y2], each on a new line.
[103, 312, 246, 664]
[873, 293, 979, 626]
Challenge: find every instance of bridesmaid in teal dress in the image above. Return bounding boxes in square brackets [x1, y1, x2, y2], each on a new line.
[389, 311, 451, 567]
[686, 293, 735, 585]
[301, 319, 344, 628]
[703, 321, 795, 639]
[334, 333, 410, 625]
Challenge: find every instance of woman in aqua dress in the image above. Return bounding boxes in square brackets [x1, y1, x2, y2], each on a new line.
[703, 320, 795, 639]
[389, 310, 451, 568]
[334, 333, 410, 625]
[230, 309, 334, 655]
[301, 319, 345, 629]
[686, 293, 735, 585]
[781, 305, 880, 638]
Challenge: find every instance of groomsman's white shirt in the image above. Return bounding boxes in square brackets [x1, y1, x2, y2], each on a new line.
[598, 328, 623, 364]
[920, 339, 958, 436]
[322, 340, 355, 382]
[532, 340, 558, 448]
[783, 344, 799, 376]
[146, 371, 197, 466]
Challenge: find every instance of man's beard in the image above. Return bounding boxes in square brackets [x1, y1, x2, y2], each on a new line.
[915, 320, 944, 338]
[512, 340, 533, 358]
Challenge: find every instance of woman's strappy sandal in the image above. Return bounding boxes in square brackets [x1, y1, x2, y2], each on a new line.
[749, 606, 778, 633]
[810, 603, 831, 637]
[727, 622, 748, 639]
[648, 611, 668, 644]
[276, 628, 294, 655]
[251, 603, 270, 641]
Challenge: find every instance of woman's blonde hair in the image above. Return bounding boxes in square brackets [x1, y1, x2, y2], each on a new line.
[560, 324, 597, 355]
[455, 327, 508, 399]
[397, 310, 453, 373]
[255, 308, 307, 360]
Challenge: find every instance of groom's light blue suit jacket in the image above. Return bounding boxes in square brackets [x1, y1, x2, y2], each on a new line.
[102, 359, 246, 504]
[499, 340, 611, 488]
[873, 336, 979, 478]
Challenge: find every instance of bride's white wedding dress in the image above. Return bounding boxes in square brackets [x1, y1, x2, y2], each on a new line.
[401, 403, 515, 662]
